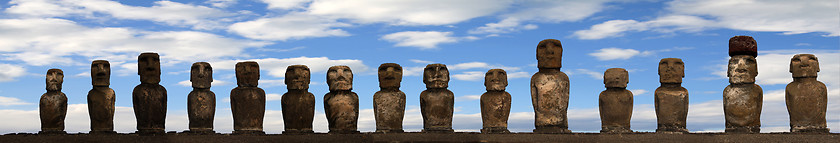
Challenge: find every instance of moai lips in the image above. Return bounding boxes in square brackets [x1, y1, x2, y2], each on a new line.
[480, 69, 511, 134]
[132, 52, 168, 135]
[374, 63, 406, 133]
[786, 54, 829, 133]
[40, 69, 67, 134]
[531, 39, 571, 133]
[655, 58, 689, 133]
[282, 65, 315, 134]
[723, 36, 762, 133]
[187, 62, 215, 134]
[420, 64, 454, 133]
[89, 60, 116, 134]
[230, 61, 265, 135]
[599, 68, 633, 133]
[324, 66, 359, 134]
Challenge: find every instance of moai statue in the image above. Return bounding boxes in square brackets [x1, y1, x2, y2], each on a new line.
[420, 64, 454, 133]
[480, 69, 511, 134]
[187, 62, 215, 134]
[599, 68, 633, 133]
[723, 36, 762, 133]
[230, 61, 265, 134]
[531, 39, 571, 133]
[374, 63, 406, 133]
[654, 58, 689, 133]
[88, 60, 116, 134]
[282, 65, 315, 134]
[40, 69, 67, 134]
[786, 54, 829, 133]
[324, 65, 359, 133]
[133, 52, 167, 135]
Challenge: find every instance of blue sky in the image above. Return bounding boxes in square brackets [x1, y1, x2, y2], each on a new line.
[0, 0, 837, 133]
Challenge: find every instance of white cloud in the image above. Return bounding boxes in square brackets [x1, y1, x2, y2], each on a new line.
[306, 0, 512, 25]
[210, 56, 369, 78]
[261, 0, 311, 9]
[0, 96, 32, 106]
[206, 0, 237, 8]
[456, 95, 481, 102]
[381, 31, 464, 49]
[409, 59, 434, 64]
[471, 0, 613, 35]
[228, 13, 351, 41]
[468, 18, 538, 34]
[573, 15, 716, 39]
[630, 89, 648, 96]
[567, 69, 603, 79]
[588, 48, 645, 61]
[452, 71, 485, 81]
[0, 64, 27, 82]
[259, 79, 286, 87]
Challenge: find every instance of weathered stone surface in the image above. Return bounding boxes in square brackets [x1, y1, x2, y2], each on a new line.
[599, 68, 633, 133]
[786, 54, 829, 133]
[480, 69, 511, 134]
[724, 40, 762, 133]
[324, 66, 359, 134]
[88, 60, 116, 134]
[132, 53, 167, 135]
[40, 69, 67, 134]
[230, 61, 265, 135]
[531, 39, 571, 133]
[188, 62, 215, 133]
[420, 64, 454, 133]
[374, 63, 406, 133]
[282, 65, 315, 134]
[654, 58, 688, 133]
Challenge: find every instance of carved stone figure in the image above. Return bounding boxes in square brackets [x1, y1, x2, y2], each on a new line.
[599, 68, 633, 133]
[132, 52, 167, 135]
[654, 58, 689, 133]
[420, 64, 454, 133]
[188, 62, 215, 133]
[324, 65, 359, 133]
[88, 60, 116, 134]
[231, 61, 265, 134]
[282, 65, 315, 134]
[374, 63, 406, 133]
[480, 69, 511, 134]
[723, 36, 762, 133]
[786, 54, 829, 133]
[40, 69, 67, 134]
[531, 39, 571, 133]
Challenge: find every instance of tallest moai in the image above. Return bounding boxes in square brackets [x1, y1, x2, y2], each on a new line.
[723, 36, 763, 133]
[531, 39, 571, 133]
[133, 52, 168, 135]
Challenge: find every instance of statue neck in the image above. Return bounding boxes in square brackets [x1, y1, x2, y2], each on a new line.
[380, 87, 400, 91]
[538, 68, 561, 73]
[287, 89, 307, 93]
[793, 77, 817, 82]
[660, 83, 682, 87]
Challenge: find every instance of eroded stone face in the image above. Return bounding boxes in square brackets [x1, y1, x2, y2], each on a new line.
[46, 69, 64, 91]
[423, 64, 449, 89]
[41, 68, 67, 134]
[378, 63, 403, 89]
[659, 58, 684, 84]
[138, 53, 161, 84]
[790, 54, 819, 78]
[91, 60, 111, 86]
[191, 62, 213, 89]
[485, 69, 507, 91]
[236, 61, 259, 87]
[188, 62, 215, 133]
[328, 66, 353, 91]
[727, 55, 758, 84]
[536, 39, 563, 69]
[604, 68, 628, 88]
[285, 65, 310, 90]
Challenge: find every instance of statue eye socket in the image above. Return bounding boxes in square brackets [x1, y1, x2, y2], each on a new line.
[676, 62, 683, 65]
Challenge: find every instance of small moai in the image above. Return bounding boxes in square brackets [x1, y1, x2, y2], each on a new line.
[40, 69, 67, 134]
[722, 36, 763, 133]
[88, 60, 116, 134]
[530, 39, 571, 133]
[654, 58, 689, 133]
[187, 62, 215, 134]
[373, 63, 406, 133]
[480, 69, 511, 134]
[420, 64, 454, 133]
[599, 68, 633, 133]
[230, 61, 266, 134]
[786, 54, 829, 133]
[324, 65, 359, 133]
[132, 52, 168, 135]
[281, 65, 315, 134]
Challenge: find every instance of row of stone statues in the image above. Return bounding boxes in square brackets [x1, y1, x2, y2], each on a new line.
[37, 36, 829, 135]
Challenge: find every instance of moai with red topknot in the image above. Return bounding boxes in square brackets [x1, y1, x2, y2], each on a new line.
[723, 36, 763, 133]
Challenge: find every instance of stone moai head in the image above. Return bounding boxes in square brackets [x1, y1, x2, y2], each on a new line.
[285, 65, 310, 90]
[727, 55, 758, 84]
[423, 64, 449, 89]
[378, 63, 403, 89]
[138, 52, 161, 84]
[91, 60, 111, 86]
[484, 69, 507, 91]
[604, 68, 628, 88]
[191, 62, 213, 89]
[327, 65, 353, 91]
[536, 39, 563, 69]
[790, 54, 819, 78]
[658, 58, 685, 84]
[235, 61, 259, 87]
[46, 69, 64, 91]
